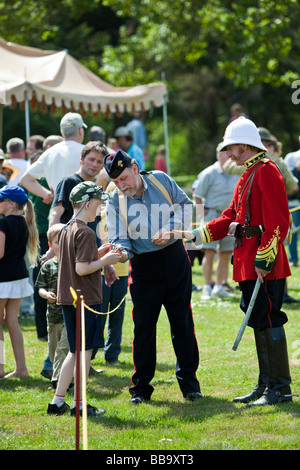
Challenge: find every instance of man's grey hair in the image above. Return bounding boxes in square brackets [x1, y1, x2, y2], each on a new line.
[61, 126, 80, 139]
[6, 137, 25, 153]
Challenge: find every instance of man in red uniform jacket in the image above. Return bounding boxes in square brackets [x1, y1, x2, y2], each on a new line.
[174, 117, 295, 407]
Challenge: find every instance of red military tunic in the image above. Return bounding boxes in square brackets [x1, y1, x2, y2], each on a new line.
[198, 153, 291, 282]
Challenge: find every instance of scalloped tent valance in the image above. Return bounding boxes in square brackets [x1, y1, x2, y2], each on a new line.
[0, 37, 167, 116]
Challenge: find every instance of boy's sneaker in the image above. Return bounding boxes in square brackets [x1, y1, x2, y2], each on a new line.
[211, 284, 231, 298]
[70, 404, 106, 417]
[47, 402, 70, 416]
[201, 284, 212, 300]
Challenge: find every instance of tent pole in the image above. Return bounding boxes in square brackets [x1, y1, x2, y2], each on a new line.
[24, 90, 30, 142]
[161, 73, 170, 175]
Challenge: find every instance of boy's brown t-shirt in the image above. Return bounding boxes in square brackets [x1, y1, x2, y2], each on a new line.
[57, 219, 102, 306]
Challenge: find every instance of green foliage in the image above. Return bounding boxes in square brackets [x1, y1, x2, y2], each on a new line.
[101, 0, 300, 88]
[1, 1, 300, 175]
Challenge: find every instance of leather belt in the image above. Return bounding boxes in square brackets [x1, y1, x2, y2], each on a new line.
[235, 224, 264, 237]
[228, 222, 264, 248]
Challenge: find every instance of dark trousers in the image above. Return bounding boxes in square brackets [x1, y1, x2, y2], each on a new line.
[239, 278, 288, 330]
[33, 233, 48, 339]
[101, 275, 128, 360]
[129, 240, 200, 399]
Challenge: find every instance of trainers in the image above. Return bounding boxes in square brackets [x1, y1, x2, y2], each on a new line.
[222, 282, 233, 292]
[40, 369, 53, 380]
[185, 391, 202, 401]
[201, 284, 212, 300]
[47, 402, 70, 416]
[211, 284, 231, 298]
[105, 358, 121, 364]
[130, 395, 150, 405]
[70, 404, 106, 417]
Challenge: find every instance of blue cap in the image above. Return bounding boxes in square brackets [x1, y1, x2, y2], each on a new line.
[0, 185, 28, 205]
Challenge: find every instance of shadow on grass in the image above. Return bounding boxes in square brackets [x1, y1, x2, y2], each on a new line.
[89, 395, 245, 429]
[89, 393, 300, 429]
[0, 375, 52, 391]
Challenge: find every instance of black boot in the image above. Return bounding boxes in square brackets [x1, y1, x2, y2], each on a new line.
[247, 327, 293, 407]
[233, 329, 269, 404]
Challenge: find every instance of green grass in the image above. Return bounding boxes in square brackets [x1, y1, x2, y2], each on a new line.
[1, 262, 299, 451]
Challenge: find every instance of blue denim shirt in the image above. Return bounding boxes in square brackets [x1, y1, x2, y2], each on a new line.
[106, 171, 193, 259]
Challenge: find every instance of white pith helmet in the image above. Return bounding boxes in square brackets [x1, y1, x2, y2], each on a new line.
[219, 117, 267, 152]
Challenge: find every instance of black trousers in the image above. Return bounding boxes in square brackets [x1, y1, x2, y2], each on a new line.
[33, 233, 49, 339]
[129, 240, 200, 399]
[239, 278, 288, 330]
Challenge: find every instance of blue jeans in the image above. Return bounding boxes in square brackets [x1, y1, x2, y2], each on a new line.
[101, 275, 128, 361]
[288, 203, 300, 263]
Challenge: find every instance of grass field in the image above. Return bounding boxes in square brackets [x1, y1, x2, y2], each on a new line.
[0, 261, 299, 451]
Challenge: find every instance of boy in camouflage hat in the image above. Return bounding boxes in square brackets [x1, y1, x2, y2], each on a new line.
[47, 181, 126, 416]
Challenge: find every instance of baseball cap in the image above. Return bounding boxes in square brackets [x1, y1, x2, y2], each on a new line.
[113, 126, 132, 138]
[103, 150, 133, 179]
[0, 185, 28, 204]
[88, 126, 106, 142]
[60, 112, 87, 131]
[69, 181, 109, 204]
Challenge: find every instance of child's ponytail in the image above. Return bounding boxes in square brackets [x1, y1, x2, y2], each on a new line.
[23, 199, 39, 266]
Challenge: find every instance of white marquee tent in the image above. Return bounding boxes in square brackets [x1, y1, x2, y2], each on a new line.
[0, 37, 170, 172]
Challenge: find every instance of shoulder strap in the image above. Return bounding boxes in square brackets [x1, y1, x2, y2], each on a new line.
[117, 173, 173, 233]
[118, 193, 131, 236]
[145, 173, 173, 206]
[237, 162, 263, 226]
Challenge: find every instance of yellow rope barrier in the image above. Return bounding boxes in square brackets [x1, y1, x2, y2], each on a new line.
[70, 286, 126, 315]
[290, 205, 300, 213]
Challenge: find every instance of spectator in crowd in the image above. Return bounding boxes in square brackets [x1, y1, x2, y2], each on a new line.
[27, 136, 64, 380]
[113, 126, 145, 171]
[0, 185, 39, 378]
[126, 111, 148, 160]
[20, 112, 87, 203]
[194, 143, 239, 299]
[154, 145, 167, 173]
[47, 181, 125, 416]
[284, 136, 300, 267]
[6, 138, 29, 186]
[98, 181, 129, 364]
[0, 150, 18, 188]
[36, 223, 69, 389]
[88, 125, 106, 143]
[25, 135, 45, 160]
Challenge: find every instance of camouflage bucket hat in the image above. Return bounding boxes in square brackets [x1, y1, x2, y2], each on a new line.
[69, 181, 109, 204]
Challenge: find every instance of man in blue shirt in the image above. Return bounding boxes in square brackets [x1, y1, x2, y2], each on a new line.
[104, 150, 201, 404]
[113, 127, 145, 171]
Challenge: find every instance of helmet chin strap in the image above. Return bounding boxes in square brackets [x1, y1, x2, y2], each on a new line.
[62, 197, 90, 230]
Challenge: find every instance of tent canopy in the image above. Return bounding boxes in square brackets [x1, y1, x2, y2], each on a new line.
[0, 37, 167, 116]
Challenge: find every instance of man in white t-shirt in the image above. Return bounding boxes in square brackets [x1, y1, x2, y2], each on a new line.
[20, 112, 87, 205]
[6, 137, 30, 186]
[194, 143, 240, 299]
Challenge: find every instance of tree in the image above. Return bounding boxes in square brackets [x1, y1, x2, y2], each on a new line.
[100, 0, 300, 174]
[1, 1, 300, 175]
